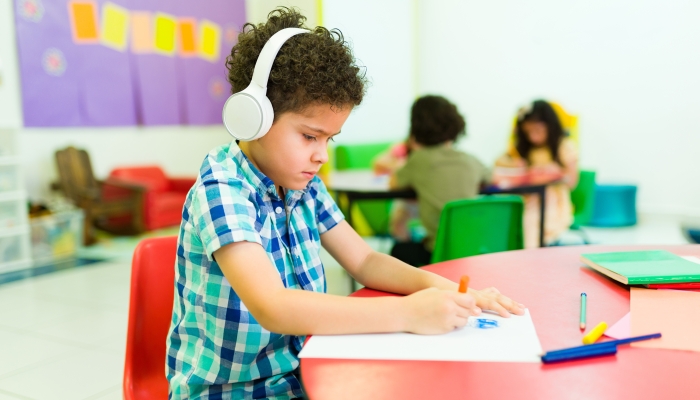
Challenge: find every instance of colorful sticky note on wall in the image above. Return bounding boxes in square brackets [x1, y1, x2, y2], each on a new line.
[68, 1, 99, 44]
[154, 13, 177, 55]
[130, 12, 152, 53]
[178, 19, 197, 56]
[100, 2, 129, 51]
[199, 20, 221, 62]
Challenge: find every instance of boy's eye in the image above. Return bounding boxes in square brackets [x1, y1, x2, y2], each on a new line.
[303, 134, 316, 141]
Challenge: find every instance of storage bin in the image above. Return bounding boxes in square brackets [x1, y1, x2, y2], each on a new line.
[589, 185, 637, 227]
[29, 209, 84, 266]
[0, 233, 25, 264]
[0, 165, 20, 193]
[0, 198, 26, 229]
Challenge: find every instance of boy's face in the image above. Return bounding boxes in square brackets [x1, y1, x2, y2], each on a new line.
[247, 103, 351, 191]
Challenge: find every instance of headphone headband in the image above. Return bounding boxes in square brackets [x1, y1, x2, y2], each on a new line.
[251, 28, 308, 90]
[222, 28, 310, 141]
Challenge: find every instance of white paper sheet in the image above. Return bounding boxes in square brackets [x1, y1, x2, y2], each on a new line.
[299, 309, 542, 363]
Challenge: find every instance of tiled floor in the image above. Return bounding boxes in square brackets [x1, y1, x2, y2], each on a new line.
[0, 213, 693, 399]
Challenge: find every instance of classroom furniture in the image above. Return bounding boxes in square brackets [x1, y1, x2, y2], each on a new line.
[123, 236, 177, 400]
[683, 227, 700, 244]
[108, 166, 195, 230]
[589, 184, 637, 227]
[570, 170, 596, 227]
[329, 170, 550, 247]
[334, 143, 394, 236]
[54, 147, 145, 245]
[0, 129, 32, 273]
[431, 196, 524, 263]
[301, 244, 700, 399]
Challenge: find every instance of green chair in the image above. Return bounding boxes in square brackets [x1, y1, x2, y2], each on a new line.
[431, 196, 524, 264]
[334, 143, 394, 235]
[335, 143, 394, 171]
[570, 170, 596, 228]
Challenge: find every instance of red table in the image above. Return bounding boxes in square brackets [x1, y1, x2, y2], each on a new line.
[301, 245, 700, 400]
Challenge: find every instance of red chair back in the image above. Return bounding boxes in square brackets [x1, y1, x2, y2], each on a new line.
[124, 236, 178, 400]
[111, 166, 170, 192]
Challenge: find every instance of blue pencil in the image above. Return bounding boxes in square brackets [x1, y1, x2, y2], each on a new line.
[544, 333, 662, 357]
[542, 344, 617, 363]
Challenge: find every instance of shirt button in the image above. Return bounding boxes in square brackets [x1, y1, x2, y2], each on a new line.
[275, 207, 283, 214]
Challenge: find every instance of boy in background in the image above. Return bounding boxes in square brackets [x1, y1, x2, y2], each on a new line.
[390, 95, 491, 266]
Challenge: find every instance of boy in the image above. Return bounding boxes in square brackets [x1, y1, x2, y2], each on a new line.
[167, 8, 524, 399]
[390, 95, 492, 266]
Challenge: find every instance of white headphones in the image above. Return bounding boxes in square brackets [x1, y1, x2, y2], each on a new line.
[222, 28, 309, 141]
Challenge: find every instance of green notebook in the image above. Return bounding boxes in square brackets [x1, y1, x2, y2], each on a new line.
[580, 250, 700, 285]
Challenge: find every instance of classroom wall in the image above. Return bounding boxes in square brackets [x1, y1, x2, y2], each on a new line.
[415, 0, 700, 217]
[6, 0, 697, 217]
[323, 0, 416, 145]
[0, 0, 313, 202]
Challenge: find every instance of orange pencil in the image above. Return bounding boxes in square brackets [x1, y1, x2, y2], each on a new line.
[458, 275, 470, 293]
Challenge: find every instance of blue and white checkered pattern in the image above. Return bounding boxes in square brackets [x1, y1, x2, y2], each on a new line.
[166, 141, 344, 399]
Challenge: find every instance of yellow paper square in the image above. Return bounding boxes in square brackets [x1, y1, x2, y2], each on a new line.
[199, 20, 221, 62]
[100, 2, 129, 51]
[130, 12, 152, 53]
[154, 13, 177, 55]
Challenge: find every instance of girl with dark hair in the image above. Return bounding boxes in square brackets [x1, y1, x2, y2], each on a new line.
[496, 100, 579, 248]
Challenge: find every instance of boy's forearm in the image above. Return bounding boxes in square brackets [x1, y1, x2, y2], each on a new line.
[353, 251, 457, 294]
[262, 289, 407, 335]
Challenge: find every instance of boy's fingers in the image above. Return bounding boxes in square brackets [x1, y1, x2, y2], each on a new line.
[489, 301, 511, 318]
[453, 316, 468, 328]
[450, 292, 477, 310]
[498, 295, 526, 315]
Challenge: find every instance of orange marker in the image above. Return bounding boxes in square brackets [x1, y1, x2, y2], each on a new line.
[458, 275, 470, 293]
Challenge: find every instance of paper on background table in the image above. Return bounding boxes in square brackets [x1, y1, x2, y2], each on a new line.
[631, 288, 700, 352]
[605, 312, 631, 340]
[299, 309, 542, 363]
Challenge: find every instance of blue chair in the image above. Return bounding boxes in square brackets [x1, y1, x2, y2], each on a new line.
[588, 185, 637, 227]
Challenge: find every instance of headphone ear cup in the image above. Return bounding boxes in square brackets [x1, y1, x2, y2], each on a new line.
[256, 95, 274, 140]
[222, 87, 269, 141]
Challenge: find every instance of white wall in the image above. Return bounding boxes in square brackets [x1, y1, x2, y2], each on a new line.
[417, 0, 700, 216]
[323, 0, 416, 145]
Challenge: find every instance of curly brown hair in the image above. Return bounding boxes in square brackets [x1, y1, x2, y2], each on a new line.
[410, 95, 466, 146]
[225, 7, 366, 118]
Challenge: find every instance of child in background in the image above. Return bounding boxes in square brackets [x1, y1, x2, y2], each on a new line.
[495, 100, 579, 248]
[166, 9, 524, 399]
[372, 141, 422, 242]
[390, 95, 491, 266]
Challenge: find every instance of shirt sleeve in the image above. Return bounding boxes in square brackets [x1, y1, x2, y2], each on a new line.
[191, 179, 262, 261]
[394, 155, 414, 188]
[313, 177, 345, 234]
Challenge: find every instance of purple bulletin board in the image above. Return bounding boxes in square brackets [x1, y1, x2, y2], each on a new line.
[13, 0, 246, 127]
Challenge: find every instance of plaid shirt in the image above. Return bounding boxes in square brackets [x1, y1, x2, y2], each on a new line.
[166, 141, 343, 399]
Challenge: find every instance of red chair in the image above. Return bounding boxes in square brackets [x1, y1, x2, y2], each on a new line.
[124, 236, 177, 400]
[108, 166, 195, 231]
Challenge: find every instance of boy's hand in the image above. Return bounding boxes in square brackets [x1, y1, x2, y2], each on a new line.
[401, 288, 481, 335]
[470, 287, 526, 317]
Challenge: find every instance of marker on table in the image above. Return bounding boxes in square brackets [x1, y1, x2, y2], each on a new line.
[541, 333, 662, 364]
[582, 321, 608, 345]
[459, 276, 470, 293]
[579, 293, 587, 330]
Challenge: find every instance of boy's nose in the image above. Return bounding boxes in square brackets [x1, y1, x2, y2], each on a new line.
[313, 146, 329, 164]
